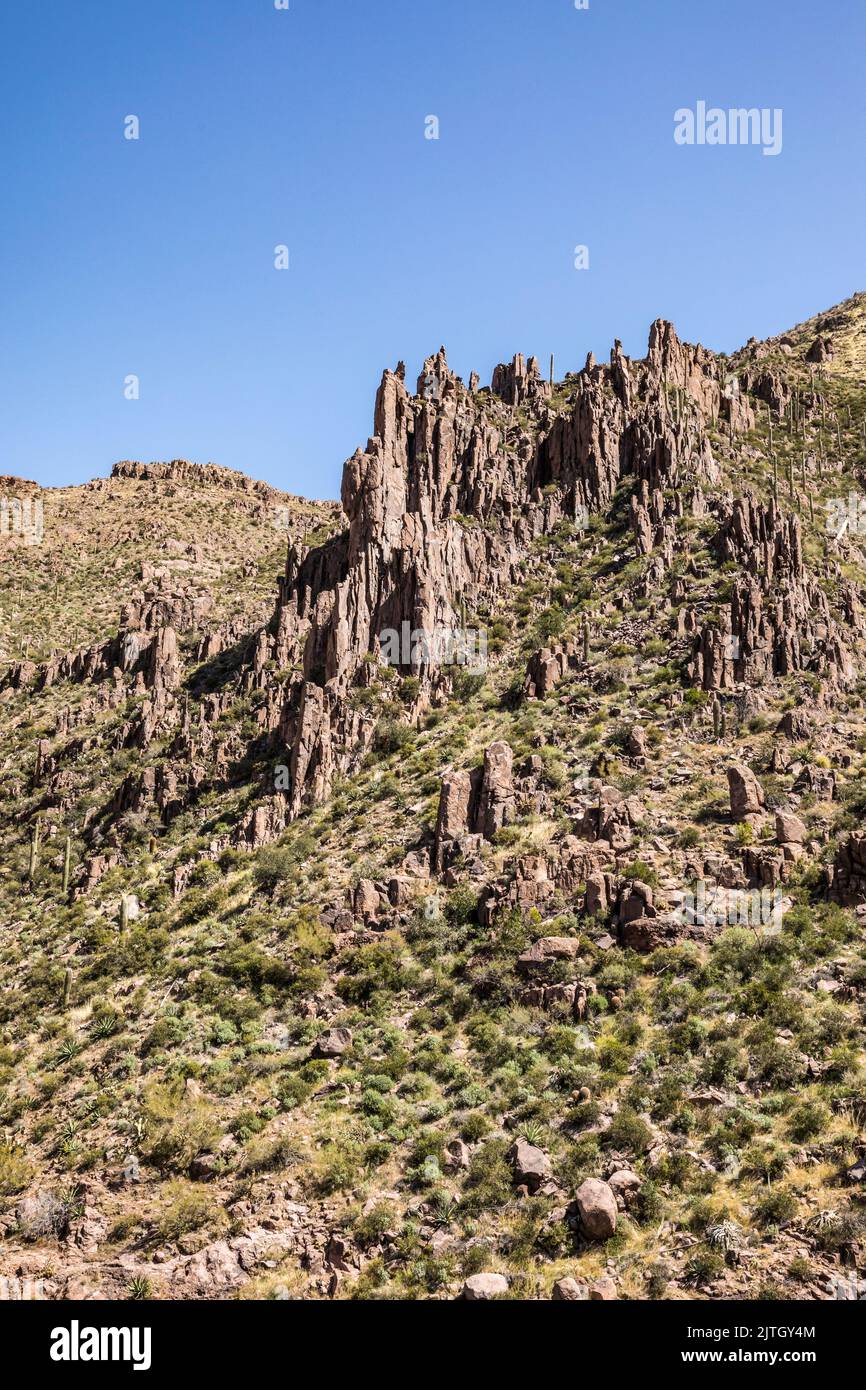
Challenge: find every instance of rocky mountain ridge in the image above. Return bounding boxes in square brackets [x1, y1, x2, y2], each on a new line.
[2, 292, 866, 1302]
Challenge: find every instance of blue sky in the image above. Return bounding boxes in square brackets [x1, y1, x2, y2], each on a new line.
[1, 0, 863, 500]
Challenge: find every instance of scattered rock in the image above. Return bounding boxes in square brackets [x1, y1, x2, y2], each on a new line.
[775, 810, 806, 845]
[508, 1138, 552, 1194]
[727, 763, 765, 820]
[608, 1168, 642, 1210]
[589, 1277, 618, 1300]
[444, 1139, 471, 1171]
[461, 1272, 509, 1301]
[574, 1179, 618, 1240]
[552, 1277, 589, 1301]
[313, 1028, 353, 1059]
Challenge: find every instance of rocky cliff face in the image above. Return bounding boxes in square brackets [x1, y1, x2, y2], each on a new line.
[6, 302, 866, 902]
[3, 293, 866, 1303]
[249, 317, 768, 827]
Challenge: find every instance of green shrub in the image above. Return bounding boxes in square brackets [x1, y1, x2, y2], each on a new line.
[155, 1180, 224, 1243]
[686, 1250, 724, 1284]
[253, 841, 312, 892]
[604, 1107, 652, 1154]
[237, 1133, 301, 1175]
[787, 1100, 830, 1142]
[753, 1187, 797, 1227]
[452, 670, 486, 701]
[462, 1139, 513, 1214]
[140, 1084, 221, 1173]
[0, 1142, 33, 1196]
[373, 719, 414, 755]
[353, 1201, 396, 1248]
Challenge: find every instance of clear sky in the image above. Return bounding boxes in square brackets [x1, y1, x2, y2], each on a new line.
[1, 0, 863, 500]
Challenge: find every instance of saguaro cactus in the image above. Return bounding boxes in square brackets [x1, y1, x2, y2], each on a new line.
[28, 818, 41, 883]
[62, 968, 72, 1009]
[62, 835, 71, 897]
[583, 620, 590, 663]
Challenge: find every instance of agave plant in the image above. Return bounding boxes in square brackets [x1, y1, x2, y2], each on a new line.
[91, 1012, 119, 1040]
[56, 1182, 85, 1221]
[427, 1191, 459, 1228]
[517, 1119, 546, 1147]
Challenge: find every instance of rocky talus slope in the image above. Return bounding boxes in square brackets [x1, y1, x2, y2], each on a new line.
[2, 295, 866, 1301]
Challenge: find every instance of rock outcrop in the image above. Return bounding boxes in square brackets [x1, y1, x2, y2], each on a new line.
[727, 763, 766, 821]
[829, 833, 866, 906]
[573, 1179, 618, 1240]
[434, 741, 515, 869]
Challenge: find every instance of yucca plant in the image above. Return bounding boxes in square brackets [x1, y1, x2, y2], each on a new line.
[427, 1192, 459, 1228]
[707, 1219, 744, 1265]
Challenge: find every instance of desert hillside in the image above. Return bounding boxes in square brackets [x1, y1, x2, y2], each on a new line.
[2, 295, 866, 1302]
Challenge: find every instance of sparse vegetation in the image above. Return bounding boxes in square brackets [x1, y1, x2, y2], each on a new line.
[4, 295, 866, 1302]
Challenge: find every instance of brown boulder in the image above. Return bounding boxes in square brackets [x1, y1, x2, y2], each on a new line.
[461, 1273, 509, 1301]
[476, 740, 515, 839]
[508, 1138, 552, 1193]
[353, 878, 380, 919]
[775, 810, 806, 845]
[516, 936, 581, 976]
[313, 1027, 352, 1059]
[574, 1178, 617, 1240]
[589, 1277, 619, 1300]
[552, 1277, 589, 1301]
[608, 1168, 642, 1209]
[727, 763, 765, 820]
[435, 770, 473, 858]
